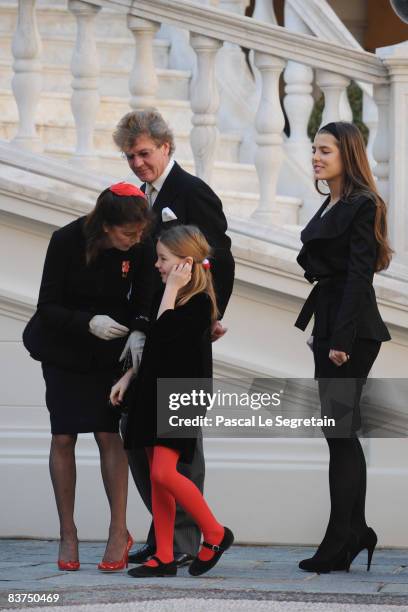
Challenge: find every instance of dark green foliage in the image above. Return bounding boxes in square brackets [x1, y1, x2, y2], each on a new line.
[307, 81, 368, 143]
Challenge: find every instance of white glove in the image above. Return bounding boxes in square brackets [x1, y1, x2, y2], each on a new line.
[306, 335, 314, 352]
[119, 330, 146, 372]
[89, 315, 129, 341]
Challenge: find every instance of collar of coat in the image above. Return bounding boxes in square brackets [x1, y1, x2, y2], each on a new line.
[300, 194, 375, 245]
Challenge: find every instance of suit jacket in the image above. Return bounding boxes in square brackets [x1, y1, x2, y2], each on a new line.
[145, 161, 235, 317]
[295, 194, 391, 354]
[23, 217, 156, 372]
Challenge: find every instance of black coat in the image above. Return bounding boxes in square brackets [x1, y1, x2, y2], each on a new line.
[23, 216, 156, 372]
[145, 161, 235, 317]
[124, 290, 212, 461]
[295, 195, 391, 355]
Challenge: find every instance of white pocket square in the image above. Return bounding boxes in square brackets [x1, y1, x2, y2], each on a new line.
[162, 207, 178, 222]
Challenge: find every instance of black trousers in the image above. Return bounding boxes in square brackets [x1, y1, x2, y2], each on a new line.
[313, 337, 381, 437]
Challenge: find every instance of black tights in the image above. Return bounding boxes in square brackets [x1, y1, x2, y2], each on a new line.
[313, 338, 381, 557]
[318, 436, 368, 556]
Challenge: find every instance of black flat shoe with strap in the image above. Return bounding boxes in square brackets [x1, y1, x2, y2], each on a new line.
[189, 527, 234, 576]
[127, 556, 177, 577]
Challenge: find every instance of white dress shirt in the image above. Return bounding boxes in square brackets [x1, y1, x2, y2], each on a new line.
[146, 158, 175, 207]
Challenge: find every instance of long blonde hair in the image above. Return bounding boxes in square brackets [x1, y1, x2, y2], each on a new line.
[158, 225, 219, 322]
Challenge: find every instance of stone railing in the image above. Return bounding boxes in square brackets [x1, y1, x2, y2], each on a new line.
[283, 0, 378, 168]
[6, 0, 408, 266]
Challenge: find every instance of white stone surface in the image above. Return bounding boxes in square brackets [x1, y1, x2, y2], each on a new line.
[190, 33, 222, 183]
[377, 41, 408, 266]
[11, 0, 42, 152]
[0, 0, 408, 546]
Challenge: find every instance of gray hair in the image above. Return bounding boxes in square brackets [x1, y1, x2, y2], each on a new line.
[113, 108, 175, 156]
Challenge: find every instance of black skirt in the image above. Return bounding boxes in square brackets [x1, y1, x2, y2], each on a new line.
[42, 364, 121, 435]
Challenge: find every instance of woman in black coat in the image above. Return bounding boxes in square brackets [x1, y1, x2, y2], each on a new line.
[295, 122, 392, 573]
[23, 183, 155, 571]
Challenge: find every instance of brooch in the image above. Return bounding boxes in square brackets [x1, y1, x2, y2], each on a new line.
[122, 260, 130, 278]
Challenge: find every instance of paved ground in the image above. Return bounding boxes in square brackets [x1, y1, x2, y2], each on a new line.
[0, 540, 407, 610]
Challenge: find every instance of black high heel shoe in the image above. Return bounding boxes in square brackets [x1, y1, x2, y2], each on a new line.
[299, 532, 357, 574]
[333, 526, 377, 571]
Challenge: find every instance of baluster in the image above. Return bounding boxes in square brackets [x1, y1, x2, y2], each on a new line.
[68, 0, 101, 161]
[283, 61, 314, 171]
[253, 0, 278, 23]
[11, 0, 42, 151]
[283, 3, 314, 171]
[316, 71, 350, 126]
[127, 17, 159, 109]
[362, 91, 378, 169]
[377, 42, 408, 264]
[190, 33, 222, 184]
[219, 0, 247, 13]
[372, 83, 390, 205]
[251, 53, 286, 223]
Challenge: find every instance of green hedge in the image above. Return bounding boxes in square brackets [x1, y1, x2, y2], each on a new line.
[307, 81, 368, 143]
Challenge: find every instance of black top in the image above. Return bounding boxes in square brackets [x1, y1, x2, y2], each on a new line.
[295, 195, 391, 354]
[124, 290, 212, 455]
[23, 216, 156, 372]
[145, 161, 235, 318]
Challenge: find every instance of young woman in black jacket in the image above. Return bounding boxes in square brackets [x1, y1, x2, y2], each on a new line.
[295, 121, 392, 573]
[23, 183, 155, 571]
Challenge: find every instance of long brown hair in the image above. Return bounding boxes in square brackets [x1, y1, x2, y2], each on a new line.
[158, 225, 219, 323]
[317, 121, 392, 271]
[83, 188, 152, 264]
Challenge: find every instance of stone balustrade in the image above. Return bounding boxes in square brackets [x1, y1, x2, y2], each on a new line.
[11, 0, 42, 152]
[8, 0, 408, 264]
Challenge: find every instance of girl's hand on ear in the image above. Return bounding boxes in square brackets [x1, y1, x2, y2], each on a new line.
[166, 262, 192, 290]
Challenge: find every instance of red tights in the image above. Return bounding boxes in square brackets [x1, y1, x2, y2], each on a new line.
[145, 445, 224, 566]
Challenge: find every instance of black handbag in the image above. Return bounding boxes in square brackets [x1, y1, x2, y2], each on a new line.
[23, 310, 53, 362]
[22, 310, 92, 371]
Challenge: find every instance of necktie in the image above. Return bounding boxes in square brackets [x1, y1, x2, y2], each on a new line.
[145, 183, 155, 208]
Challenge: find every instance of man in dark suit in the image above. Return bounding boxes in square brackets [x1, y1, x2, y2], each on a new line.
[113, 109, 235, 566]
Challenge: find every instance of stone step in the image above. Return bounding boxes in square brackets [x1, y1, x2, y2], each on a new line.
[1, 121, 241, 165]
[45, 148, 261, 194]
[0, 3, 151, 40]
[0, 60, 190, 101]
[0, 89, 194, 130]
[221, 191, 301, 226]
[0, 88, 241, 163]
[0, 33, 171, 71]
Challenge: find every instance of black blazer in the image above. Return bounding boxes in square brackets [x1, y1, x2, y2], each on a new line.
[295, 194, 391, 354]
[23, 217, 156, 372]
[145, 161, 235, 317]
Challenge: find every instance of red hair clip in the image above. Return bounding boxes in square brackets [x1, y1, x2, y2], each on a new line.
[202, 258, 211, 270]
[109, 182, 146, 198]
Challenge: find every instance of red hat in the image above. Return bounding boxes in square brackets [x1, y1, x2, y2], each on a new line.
[109, 182, 146, 198]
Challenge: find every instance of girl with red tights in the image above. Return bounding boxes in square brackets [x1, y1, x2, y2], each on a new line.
[111, 225, 234, 577]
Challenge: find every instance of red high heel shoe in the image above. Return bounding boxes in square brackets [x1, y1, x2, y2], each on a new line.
[98, 531, 134, 572]
[58, 560, 80, 571]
